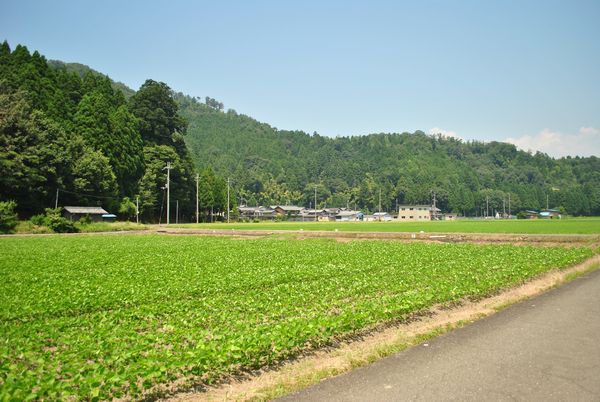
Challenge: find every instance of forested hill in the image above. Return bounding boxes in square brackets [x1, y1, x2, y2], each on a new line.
[47, 59, 136, 99]
[177, 94, 600, 216]
[1, 42, 599, 218]
[0, 42, 200, 221]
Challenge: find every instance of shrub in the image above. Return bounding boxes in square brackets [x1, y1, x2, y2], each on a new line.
[29, 214, 47, 226]
[78, 214, 93, 225]
[119, 197, 136, 221]
[44, 208, 79, 233]
[0, 201, 18, 233]
[516, 211, 528, 220]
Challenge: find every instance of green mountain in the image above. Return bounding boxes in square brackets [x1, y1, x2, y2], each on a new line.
[47, 59, 136, 99]
[176, 93, 600, 216]
[2, 41, 598, 217]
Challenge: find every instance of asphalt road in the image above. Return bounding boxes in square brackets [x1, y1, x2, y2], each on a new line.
[280, 268, 600, 401]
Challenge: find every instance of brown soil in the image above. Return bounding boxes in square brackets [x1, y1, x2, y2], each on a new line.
[166, 254, 600, 402]
[158, 227, 600, 247]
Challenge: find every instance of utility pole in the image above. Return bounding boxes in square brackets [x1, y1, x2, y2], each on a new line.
[546, 194, 549, 210]
[164, 162, 171, 225]
[136, 196, 139, 224]
[314, 185, 317, 222]
[195, 173, 199, 224]
[55, 188, 59, 209]
[486, 195, 489, 218]
[176, 200, 179, 224]
[503, 197, 506, 219]
[508, 194, 511, 218]
[227, 177, 230, 223]
[379, 188, 382, 213]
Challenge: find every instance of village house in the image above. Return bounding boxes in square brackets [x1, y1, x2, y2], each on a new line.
[238, 206, 276, 220]
[335, 210, 362, 222]
[398, 205, 432, 220]
[397, 205, 443, 220]
[271, 205, 303, 219]
[373, 212, 393, 221]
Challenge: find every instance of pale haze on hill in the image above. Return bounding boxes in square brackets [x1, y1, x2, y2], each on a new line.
[2, 0, 599, 157]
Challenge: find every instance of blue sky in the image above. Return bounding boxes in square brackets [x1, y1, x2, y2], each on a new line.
[2, 0, 600, 156]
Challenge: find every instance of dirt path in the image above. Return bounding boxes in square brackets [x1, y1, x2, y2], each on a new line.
[158, 227, 600, 246]
[167, 254, 600, 402]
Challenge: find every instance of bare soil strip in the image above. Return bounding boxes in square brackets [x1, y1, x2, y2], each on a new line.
[158, 227, 600, 246]
[167, 254, 600, 402]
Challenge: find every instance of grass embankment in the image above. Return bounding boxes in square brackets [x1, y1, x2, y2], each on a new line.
[0, 234, 594, 400]
[14, 221, 148, 234]
[172, 217, 600, 235]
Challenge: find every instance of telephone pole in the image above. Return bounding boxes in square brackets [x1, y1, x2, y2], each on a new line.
[314, 185, 317, 222]
[164, 162, 171, 225]
[55, 188, 59, 209]
[176, 200, 179, 224]
[508, 194, 511, 218]
[546, 194, 549, 210]
[195, 173, 199, 224]
[136, 196, 139, 224]
[503, 197, 506, 219]
[379, 188, 382, 213]
[486, 195, 489, 218]
[227, 177, 230, 223]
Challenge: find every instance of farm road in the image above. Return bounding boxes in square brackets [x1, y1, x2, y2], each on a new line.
[280, 268, 600, 401]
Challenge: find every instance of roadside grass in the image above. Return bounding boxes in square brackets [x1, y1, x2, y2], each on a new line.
[241, 323, 467, 402]
[14, 220, 148, 234]
[171, 217, 600, 235]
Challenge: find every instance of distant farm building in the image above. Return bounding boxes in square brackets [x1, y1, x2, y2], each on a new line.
[525, 210, 539, 219]
[335, 210, 362, 222]
[63, 206, 109, 221]
[539, 209, 562, 219]
[397, 205, 441, 220]
[272, 205, 303, 218]
[373, 212, 393, 221]
[239, 206, 276, 220]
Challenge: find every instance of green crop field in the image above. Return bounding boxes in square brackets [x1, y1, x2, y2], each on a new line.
[174, 217, 600, 235]
[0, 235, 595, 400]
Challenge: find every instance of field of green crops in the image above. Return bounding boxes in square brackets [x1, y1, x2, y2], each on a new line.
[0, 235, 595, 400]
[173, 217, 600, 234]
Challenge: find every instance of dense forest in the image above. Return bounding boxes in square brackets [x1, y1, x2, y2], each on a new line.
[1, 42, 599, 220]
[179, 95, 600, 216]
[0, 42, 230, 222]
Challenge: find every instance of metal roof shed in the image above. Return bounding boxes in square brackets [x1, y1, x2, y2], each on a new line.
[63, 206, 109, 222]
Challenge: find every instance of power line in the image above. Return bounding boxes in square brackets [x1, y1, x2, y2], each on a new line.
[55, 188, 121, 201]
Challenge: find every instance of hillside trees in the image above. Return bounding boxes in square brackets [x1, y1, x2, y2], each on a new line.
[130, 79, 196, 221]
[0, 88, 72, 214]
[177, 92, 599, 216]
[0, 42, 223, 221]
[1, 41, 598, 218]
